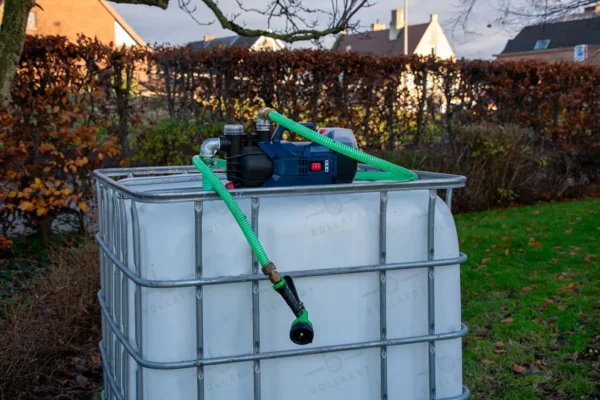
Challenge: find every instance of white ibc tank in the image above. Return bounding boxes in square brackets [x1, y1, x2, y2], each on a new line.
[107, 176, 464, 400]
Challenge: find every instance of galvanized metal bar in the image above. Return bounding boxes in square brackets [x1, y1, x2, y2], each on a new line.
[445, 188, 453, 212]
[101, 332, 468, 400]
[131, 201, 143, 400]
[97, 182, 108, 400]
[428, 190, 437, 400]
[251, 197, 261, 400]
[100, 342, 126, 400]
[92, 168, 466, 204]
[194, 201, 205, 400]
[95, 164, 461, 180]
[96, 234, 467, 288]
[99, 292, 468, 370]
[103, 187, 116, 398]
[118, 195, 130, 398]
[379, 191, 388, 400]
[111, 191, 123, 395]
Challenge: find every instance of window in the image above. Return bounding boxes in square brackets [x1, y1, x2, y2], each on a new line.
[534, 39, 550, 50]
[27, 12, 36, 29]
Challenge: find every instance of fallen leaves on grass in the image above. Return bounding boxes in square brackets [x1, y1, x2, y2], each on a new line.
[501, 317, 514, 324]
[482, 358, 495, 365]
[482, 257, 492, 264]
[528, 237, 543, 247]
[522, 286, 532, 293]
[512, 364, 527, 374]
[584, 254, 593, 264]
[564, 229, 573, 234]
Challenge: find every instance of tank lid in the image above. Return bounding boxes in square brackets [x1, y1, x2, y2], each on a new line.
[224, 124, 244, 135]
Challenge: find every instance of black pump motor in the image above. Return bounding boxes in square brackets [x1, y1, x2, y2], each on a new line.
[215, 123, 358, 188]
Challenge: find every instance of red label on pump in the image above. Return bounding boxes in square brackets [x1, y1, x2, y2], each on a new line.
[310, 162, 322, 171]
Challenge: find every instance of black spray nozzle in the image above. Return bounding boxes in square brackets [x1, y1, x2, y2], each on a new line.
[273, 276, 314, 345]
[274, 276, 303, 317]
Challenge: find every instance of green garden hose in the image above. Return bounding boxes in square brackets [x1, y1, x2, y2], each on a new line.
[193, 156, 270, 267]
[192, 155, 313, 345]
[260, 108, 418, 182]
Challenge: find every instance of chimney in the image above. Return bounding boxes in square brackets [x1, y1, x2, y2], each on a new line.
[389, 9, 404, 41]
[371, 20, 386, 31]
[430, 14, 439, 23]
[583, 5, 600, 13]
[203, 35, 214, 42]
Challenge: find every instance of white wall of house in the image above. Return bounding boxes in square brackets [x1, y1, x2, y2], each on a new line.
[251, 36, 286, 51]
[114, 21, 137, 46]
[414, 15, 455, 59]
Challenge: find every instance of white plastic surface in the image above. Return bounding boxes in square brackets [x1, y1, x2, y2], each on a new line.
[114, 177, 463, 400]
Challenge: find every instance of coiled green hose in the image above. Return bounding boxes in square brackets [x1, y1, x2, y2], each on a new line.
[192, 155, 271, 267]
[263, 109, 418, 182]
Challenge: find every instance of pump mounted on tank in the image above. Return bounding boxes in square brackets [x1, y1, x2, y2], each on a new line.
[193, 108, 418, 346]
[200, 117, 359, 189]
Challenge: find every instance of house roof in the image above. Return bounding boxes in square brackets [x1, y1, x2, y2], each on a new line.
[499, 17, 600, 55]
[103, 0, 146, 46]
[189, 35, 262, 49]
[332, 23, 430, 55]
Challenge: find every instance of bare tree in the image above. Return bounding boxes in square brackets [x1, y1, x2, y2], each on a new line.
[0, 0, 369, 107]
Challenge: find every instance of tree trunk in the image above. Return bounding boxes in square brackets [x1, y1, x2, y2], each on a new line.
[0, 0, 36, 108]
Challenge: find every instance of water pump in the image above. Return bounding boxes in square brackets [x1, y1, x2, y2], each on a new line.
[194, 108, 418, 346]
[200, 117, 359, 188]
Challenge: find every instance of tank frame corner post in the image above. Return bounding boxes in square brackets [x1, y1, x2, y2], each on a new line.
[251, 197, 262, 400]
[92, 166, 470, 400]
[379, 190, 388, 400]
[194, 200, 205, 400]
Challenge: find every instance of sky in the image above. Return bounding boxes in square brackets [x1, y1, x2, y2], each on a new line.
[112, 0, 517, 59]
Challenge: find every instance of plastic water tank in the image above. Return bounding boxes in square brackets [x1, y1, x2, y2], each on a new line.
[101, 174, 465, 400]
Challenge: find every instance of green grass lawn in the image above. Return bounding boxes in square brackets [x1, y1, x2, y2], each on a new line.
[457, 198, 600, 399]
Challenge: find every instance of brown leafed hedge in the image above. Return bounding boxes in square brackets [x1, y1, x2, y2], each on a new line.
[0, 35, 599, 240]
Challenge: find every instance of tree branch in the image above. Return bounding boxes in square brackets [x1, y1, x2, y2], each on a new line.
[200, 0, 370, 42]
[109, 0, 169, 9]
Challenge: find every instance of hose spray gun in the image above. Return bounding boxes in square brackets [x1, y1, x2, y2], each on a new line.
[193, 108, 418, 345]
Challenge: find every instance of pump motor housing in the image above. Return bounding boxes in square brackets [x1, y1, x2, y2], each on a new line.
[216, 123, 358, 188]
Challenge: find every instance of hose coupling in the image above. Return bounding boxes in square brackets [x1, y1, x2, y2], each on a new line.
[258, 107, 276, 120]
[262, 262, 281, 285]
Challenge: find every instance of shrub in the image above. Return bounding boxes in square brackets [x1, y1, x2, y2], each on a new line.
[0, 36, 121, 238]
[132, 118, 225, 166]
[382, 124, 567, 212]
[0, 240, 101, 399]
[1, 34, 597, 235]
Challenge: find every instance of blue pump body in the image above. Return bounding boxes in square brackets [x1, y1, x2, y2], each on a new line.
[257, 123, 356, 187]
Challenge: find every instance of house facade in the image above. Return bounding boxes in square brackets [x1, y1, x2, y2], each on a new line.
[496, 6, 600, 66]
[0, 0, 145, 47]
[332, 9, 455, 59]
[189, 35, 287, 51]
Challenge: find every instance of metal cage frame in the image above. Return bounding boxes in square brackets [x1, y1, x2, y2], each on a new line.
[93, 165, 470, 400]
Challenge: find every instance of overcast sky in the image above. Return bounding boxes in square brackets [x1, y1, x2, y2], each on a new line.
[112, 0, 516, 59]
